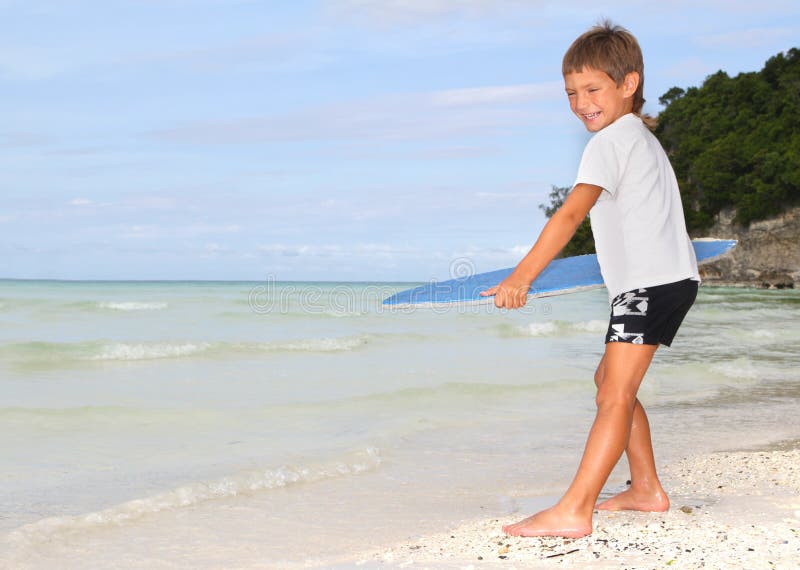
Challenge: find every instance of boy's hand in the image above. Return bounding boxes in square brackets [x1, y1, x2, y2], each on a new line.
[480, 275, 532, 309]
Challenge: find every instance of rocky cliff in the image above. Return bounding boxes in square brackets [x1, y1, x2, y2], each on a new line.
[694, 206, 800, 288]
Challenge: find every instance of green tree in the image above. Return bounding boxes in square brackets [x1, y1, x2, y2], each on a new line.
[656, 47, 800, 230]
[539, 185, 596, 256]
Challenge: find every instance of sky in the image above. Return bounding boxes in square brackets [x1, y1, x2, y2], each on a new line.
[2, 0, 798, 281]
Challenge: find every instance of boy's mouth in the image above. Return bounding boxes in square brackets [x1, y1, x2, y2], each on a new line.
[583, 112, 601, 120]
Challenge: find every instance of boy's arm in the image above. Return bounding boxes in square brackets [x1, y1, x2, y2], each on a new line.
[480, 183, 603, 309]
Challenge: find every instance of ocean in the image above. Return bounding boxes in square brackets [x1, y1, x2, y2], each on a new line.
[1, 279, 799, 568]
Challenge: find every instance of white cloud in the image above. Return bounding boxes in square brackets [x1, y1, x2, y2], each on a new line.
[430, 82, 563, 107]
[257, 242, 416, 258]
[122, 225, 159, 239]
[696, 27, 799, 49]
[131, 0, 259, 6]
[0, 131, 51, 147]
[140, 29, 338, 76]
[0, 47, 69, 80]
[153, 81, 557, 145]
[0, 7, 333, 82]
[202, 242, 234, 257]
[121, 196, 179, 210]
[327, 0, 536, 26]
[178, 223, 243, 235]
[659, 57, 714, 80]
[258, 244, 343, 257]
[252, 242, 530, 280]
[696, 0, 800, 15]
[116, 222, 242, 241]
[474, 191, 539, 201]
[406, 145, 503, 160]
[354, 243, 416, 255]
[69, 198, 94, 206]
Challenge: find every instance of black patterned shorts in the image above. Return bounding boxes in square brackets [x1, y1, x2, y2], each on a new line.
[605, 279, 699, 347]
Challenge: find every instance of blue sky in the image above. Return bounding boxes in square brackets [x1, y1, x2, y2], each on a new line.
[2, 0, 798, 281]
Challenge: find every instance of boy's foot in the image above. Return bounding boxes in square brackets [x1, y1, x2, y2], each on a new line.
[502, 506, 592, 538]
[596, 487, 669, 512]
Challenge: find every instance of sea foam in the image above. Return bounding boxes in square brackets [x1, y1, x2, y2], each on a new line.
[97, 302, 169, 311]
[92, 342, 210, 360]
[5, 448, 381, 544]
[1, 335, 374, 365]
[711, 358, 761, 380]
[505, 319, 607, 338]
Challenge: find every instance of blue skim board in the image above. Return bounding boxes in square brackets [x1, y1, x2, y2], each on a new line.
[382, 239, 736, 306]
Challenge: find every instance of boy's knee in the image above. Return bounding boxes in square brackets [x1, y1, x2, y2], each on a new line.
[595, 384, 636, 412]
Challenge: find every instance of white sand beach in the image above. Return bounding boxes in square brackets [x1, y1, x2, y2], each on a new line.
[340, 446, 800, 569]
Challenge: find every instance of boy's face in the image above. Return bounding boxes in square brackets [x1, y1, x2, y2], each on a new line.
[563, 67, 637, 132]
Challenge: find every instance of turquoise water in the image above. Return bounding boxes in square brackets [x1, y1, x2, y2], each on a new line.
[1, 280, 799, 568]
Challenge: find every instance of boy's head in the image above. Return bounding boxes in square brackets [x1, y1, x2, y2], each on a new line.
[562, 21, 646, 129]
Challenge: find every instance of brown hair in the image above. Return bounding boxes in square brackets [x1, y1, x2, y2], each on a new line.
[563, 21, 656, 128]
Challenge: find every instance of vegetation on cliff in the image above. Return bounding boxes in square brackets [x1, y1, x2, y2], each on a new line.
[656, 47, 800, 231]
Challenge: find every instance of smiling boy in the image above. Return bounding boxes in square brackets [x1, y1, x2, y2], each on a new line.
[481, 22, 700, 537]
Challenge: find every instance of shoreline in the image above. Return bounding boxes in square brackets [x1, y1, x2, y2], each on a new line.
[699, 280, 796, 290]
[327, 444, 800, 569]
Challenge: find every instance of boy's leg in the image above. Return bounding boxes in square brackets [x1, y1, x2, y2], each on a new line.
[503, 342, 657, 538]
[594, 354, 669, 511]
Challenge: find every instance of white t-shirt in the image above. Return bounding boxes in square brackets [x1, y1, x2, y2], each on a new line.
[574, 113, 700, 301]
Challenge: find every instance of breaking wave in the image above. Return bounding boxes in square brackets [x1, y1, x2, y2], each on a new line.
[0, 335, 375, 365]
[499, 320, 607, 338]
[5, 448, 381, 544]
[96, 302, 169, 311]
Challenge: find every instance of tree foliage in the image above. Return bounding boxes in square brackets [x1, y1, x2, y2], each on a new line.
[655, 48, 800, 230]
[539, 185, 596, 256]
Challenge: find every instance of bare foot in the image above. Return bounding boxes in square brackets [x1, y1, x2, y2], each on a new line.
[596, 487, 669, 512]
[502, 506, 592, 538]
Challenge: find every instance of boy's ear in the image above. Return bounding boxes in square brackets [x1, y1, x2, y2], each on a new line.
[623, 72, 640, 97]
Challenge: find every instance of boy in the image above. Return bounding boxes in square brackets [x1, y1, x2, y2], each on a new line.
[480, 22, 700, 538]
